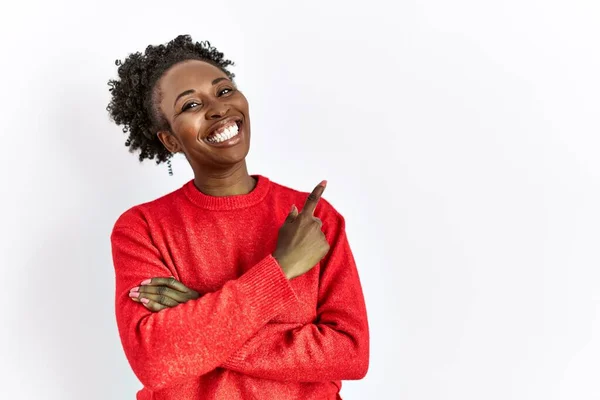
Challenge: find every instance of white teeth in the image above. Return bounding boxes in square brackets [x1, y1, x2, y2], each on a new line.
[207, 122, 240, 143]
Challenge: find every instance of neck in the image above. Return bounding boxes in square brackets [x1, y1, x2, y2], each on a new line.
[192, 162, 257, 197]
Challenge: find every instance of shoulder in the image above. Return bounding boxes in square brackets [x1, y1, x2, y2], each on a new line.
[111, 183, 187, 236]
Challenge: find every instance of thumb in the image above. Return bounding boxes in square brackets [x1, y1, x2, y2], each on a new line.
[285, 204, 299, 223]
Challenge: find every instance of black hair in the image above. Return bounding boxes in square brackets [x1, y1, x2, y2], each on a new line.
[106, 34, 235, 175]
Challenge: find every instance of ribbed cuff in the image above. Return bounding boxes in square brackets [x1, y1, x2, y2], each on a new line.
[236, 254, 299, 325]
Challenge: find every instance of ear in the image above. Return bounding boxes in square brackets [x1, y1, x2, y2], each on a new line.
[156, 130, 181, 153]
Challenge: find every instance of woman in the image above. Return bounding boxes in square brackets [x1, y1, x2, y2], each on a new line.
[107, 34, 369, 400]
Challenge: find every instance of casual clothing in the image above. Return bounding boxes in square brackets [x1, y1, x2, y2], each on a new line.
[110, 174, 369, 399]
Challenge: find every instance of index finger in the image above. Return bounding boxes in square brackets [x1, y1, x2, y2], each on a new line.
[139, 277, 191, 294]
[301, 180, 327, 216]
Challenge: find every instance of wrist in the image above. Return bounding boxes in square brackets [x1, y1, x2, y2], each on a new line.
[272, 253, 292, 280]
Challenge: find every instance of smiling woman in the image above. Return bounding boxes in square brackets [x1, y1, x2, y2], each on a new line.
[106, 34, 369, 400]
[153, 60, 251, 172]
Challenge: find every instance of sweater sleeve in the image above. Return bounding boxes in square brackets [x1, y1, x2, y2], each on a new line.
[220, 212, 370, 381]
[111, 226, 298, 392]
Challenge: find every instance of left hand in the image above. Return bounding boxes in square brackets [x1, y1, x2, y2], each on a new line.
[129, 277, 200, 312]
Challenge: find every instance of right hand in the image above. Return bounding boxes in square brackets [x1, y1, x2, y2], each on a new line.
[129, 277, 201, 312]
[273, 180, 331, 280]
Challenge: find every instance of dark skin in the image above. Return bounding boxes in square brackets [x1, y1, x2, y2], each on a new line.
[129, 59, 330, 311]
[156, 60, 256, 195]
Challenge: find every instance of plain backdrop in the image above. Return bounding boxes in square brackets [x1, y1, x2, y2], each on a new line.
[1, 0, 599, 399]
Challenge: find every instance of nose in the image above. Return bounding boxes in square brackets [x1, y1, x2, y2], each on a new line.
[205, 101, 230, 120]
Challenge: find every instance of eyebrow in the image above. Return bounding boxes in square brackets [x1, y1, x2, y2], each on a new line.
[173, 77, 231, 107]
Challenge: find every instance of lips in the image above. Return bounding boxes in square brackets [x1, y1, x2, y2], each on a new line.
[204, 116, 243, 139]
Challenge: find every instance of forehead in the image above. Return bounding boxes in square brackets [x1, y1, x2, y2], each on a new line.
[159, 59, 228, 100]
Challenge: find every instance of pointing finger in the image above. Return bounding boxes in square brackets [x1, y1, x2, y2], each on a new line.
[301, 180, 327, 216]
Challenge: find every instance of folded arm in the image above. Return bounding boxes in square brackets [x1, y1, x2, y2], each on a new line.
[111, 222, 298, 392]
[221, 209, 370, 382]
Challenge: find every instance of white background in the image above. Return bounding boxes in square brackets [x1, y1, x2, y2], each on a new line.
[1, 0, 599, 399]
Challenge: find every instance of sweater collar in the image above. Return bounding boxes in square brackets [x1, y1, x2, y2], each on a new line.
[182, 174, 270, 210]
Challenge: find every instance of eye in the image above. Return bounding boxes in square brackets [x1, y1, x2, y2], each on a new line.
[182, 101, 201, 111]
[219, 87, 235, 96]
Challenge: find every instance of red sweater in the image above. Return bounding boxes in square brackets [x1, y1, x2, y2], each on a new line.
[110, 174, 369, 400]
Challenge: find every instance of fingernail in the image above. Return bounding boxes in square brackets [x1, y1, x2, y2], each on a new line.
[129, 292, 140, 298]
[130, 286, 139, 292]
[320, 180, 327, 187]
[141, 279, 151, 285]
[141, 298, 149, 304]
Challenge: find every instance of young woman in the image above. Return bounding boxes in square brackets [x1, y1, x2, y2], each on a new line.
[107, 34, 369, 400]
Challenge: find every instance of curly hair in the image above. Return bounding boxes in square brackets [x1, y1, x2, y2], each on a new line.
[106, 34, 236, 174]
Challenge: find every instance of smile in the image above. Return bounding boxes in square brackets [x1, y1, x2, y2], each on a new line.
[207, 120, 240, 143]
[202, 118, 243, 147]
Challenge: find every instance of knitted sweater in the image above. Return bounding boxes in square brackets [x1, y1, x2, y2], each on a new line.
[110, 174, 370, 400]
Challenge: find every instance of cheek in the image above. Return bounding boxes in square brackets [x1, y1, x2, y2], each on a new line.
[177, 112, 203, 135]
[174, 114, 204, 139]
[234, 93, 250, 112]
